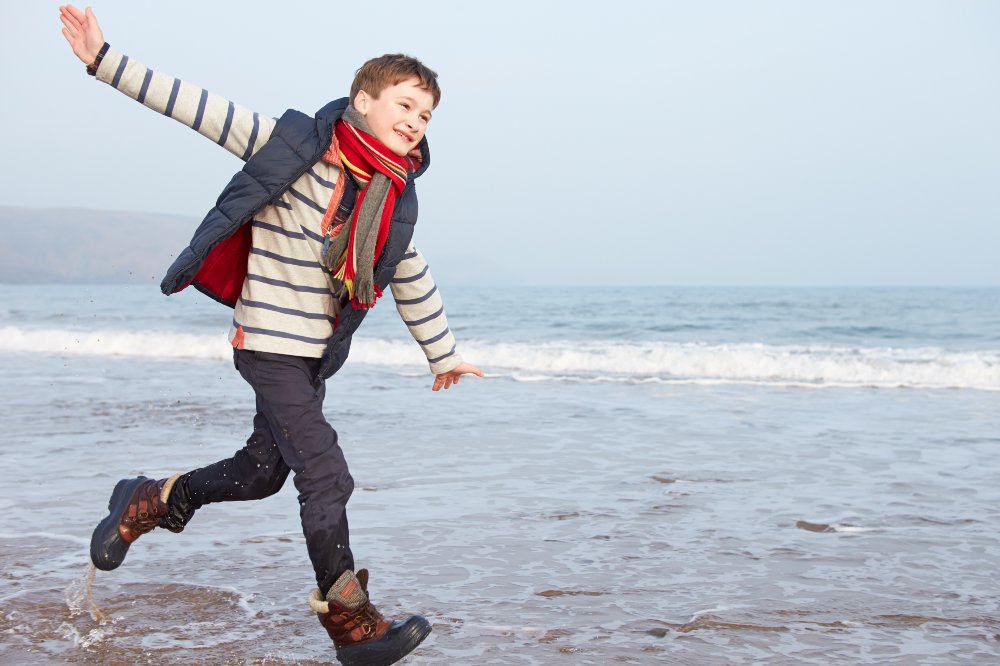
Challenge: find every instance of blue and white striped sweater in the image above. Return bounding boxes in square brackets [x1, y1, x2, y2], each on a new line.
[96, 47, 462, 374]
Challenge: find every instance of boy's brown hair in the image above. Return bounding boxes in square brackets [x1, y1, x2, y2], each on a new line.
[350, 54, 441, 109]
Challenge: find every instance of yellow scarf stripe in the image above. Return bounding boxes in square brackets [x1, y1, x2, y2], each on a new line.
[338, 152, 372, 183]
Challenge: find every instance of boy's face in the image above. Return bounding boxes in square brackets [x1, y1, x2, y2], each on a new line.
[354, 77, 435, 157]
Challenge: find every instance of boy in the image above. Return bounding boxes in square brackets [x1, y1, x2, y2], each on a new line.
[59, 5, 482, 665]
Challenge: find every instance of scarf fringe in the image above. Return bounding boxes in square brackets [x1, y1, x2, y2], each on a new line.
[351, 284, 383, 310]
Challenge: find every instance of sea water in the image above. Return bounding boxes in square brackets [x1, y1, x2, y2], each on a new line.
[0, 283, 997, 665]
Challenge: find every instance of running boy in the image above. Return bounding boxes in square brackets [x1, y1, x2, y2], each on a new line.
[60, 5, 482, 665]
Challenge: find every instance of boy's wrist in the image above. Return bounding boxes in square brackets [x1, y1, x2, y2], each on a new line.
[86, 42, 110, 76]
[430, 354, 464, 376]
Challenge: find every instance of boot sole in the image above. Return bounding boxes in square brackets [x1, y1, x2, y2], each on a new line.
[335, 615, 432, 666]
[89, 476, 149, 571]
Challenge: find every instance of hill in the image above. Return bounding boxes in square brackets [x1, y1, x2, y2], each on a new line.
[0, 206, 198, 284]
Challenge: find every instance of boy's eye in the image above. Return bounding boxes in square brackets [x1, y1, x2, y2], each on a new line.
[400, 102, 410, 110]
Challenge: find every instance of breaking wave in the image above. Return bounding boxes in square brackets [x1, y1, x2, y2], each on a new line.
[1, 326, 997, 390]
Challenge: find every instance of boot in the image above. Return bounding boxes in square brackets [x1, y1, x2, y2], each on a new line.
[308, 569, 432, 666]
[89, 474, 186, 571]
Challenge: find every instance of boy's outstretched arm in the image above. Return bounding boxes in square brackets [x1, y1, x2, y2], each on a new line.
[390, 246, 483, 391]
[58, 4, 274, 162]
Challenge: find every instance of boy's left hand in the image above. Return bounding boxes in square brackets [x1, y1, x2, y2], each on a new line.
[59, 5, 105, 65]
[433, 363, 484, 391]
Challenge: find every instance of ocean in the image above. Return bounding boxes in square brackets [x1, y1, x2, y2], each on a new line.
[0, 283, 997, 665]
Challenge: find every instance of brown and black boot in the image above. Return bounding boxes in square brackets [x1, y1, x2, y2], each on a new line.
[308, 569, 431, 666]
[89, 474, 186, 571]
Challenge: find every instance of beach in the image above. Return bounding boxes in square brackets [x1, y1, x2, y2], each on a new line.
[1, 284, 998, 664]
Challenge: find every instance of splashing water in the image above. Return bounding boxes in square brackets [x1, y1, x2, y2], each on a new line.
[64, 564, 107, 624]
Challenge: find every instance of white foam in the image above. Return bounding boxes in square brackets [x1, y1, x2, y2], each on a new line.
[471, 624, 548, 637]
[829, 524, 881, 534]
[59, 621, 111, 648]
[0, 325, 231, 360]
[691, 603, 751, 618]
[0, 530, 90, 547]
[349, 338, 1000, 391]
[2, 326, 997, 390]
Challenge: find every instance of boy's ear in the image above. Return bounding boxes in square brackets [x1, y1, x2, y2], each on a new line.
[353, 90, 370, 115]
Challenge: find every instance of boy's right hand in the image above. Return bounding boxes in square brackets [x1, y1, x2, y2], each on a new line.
[59, 5, 105, 65]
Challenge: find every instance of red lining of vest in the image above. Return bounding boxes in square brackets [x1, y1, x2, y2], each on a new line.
[188, 224, 251, 306]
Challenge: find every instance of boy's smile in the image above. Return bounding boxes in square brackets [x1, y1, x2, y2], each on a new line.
[353, 77, 435, 157]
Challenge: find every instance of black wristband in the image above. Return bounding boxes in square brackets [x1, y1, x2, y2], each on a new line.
[86, 42, 110, 77]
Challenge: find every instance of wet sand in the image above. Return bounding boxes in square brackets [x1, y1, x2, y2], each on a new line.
[1, 353, 999, 664]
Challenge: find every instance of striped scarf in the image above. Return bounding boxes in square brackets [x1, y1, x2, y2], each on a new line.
[319, 106, 419, 311]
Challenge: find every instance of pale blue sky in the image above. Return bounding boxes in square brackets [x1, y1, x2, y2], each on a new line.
[2, 0, 998, 286]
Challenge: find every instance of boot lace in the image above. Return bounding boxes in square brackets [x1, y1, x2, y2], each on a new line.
[328, 601, 386, 644]
[121, 480, 168, 537]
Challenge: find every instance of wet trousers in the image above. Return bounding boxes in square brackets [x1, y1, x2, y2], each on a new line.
[182, 349, 355, 595]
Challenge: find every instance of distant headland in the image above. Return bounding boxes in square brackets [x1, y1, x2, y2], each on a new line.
[0, 206, 197, 284]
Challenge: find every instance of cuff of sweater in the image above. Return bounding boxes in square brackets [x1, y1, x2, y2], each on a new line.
[95, 45, 124, 84]
[429, 351, 464, 376]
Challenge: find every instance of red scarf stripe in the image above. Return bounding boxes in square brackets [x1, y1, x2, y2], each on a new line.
[344, 124, 408, 185]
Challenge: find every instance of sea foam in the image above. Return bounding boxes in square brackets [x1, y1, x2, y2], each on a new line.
[352, 338, 1000, 390]
[0, 325, 231, 360]
[1, 326, 997, 390]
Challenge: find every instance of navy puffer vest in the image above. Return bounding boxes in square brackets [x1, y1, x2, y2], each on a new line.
[159, 97, 429, 379]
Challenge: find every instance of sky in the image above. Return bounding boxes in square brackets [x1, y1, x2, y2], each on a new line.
[2, 0, 998, 286]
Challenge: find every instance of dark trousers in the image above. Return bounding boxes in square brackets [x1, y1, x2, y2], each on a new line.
[183, 349, 355, 595]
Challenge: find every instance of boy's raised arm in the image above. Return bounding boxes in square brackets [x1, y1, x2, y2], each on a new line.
[390, 246, 482, 391]
[59, 4, 274, 162]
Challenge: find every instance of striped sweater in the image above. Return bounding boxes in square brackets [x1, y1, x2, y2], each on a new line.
[95, 47, 462, 374]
